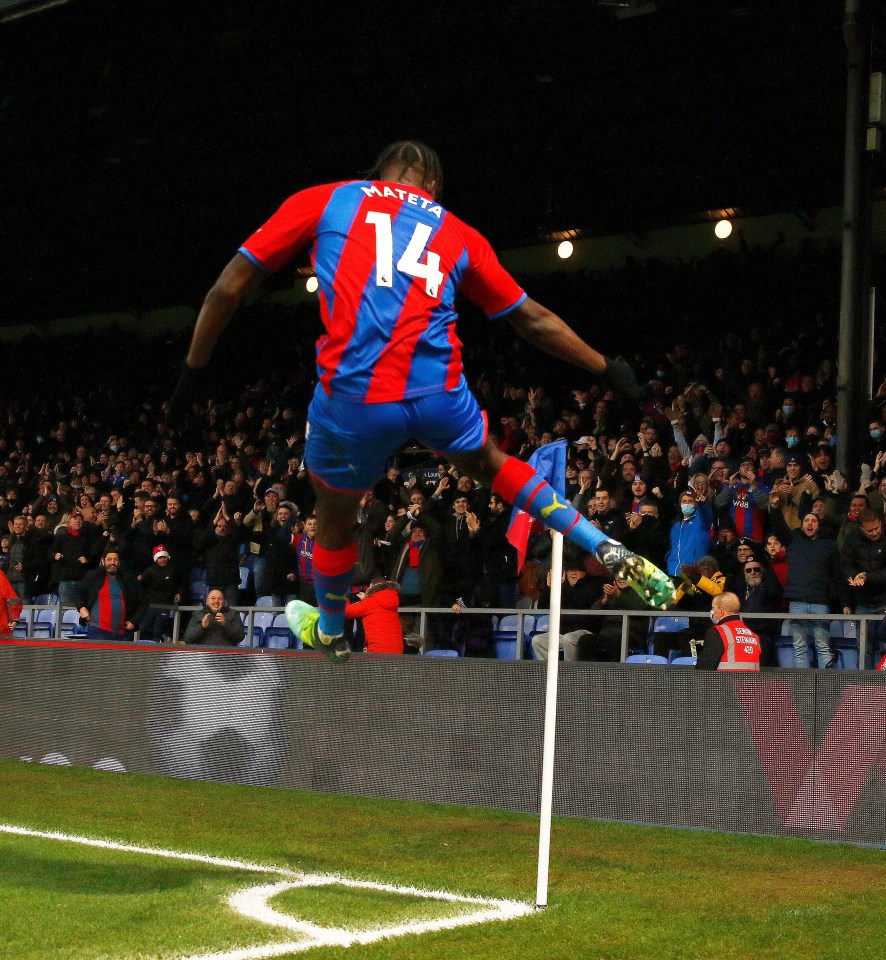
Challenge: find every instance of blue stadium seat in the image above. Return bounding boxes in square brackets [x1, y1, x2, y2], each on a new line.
[33, 607, 57, 638]
[264, 612, 297, 649]
[247, 611, 276, 647]
[829, 620, 859, 670]
[653, 616, 690, 636]
[255, 595, 278, 607]
[670, 656, 697, 666]
[624, 654, 668, 665]
[494, 638, 518, 659]
[60, 608, 87, 639]
[493, 614, 521, 660]
[424, 648, 459, 657]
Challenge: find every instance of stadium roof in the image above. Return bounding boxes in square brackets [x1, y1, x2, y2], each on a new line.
[0, 0, 883, 321]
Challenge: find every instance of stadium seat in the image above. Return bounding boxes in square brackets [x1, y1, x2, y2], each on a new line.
[255, 595, 278, 607]
[34, 593, 58, 607]
[424, 648, 459, 657]
[190, 581, 207, 604]
[247, 611, 276, 647]
[647, 615, 691, 658]
[624, 654, 669, 665]
[653, 616, 690, 633]
[238, 566, 250, 590]
[494, 638, 518, 659]
[33, 607, 58, 638]
[670, 656, 697, 666]
[830, 619, 857, 640]
[493, 614, 521, 660]
[60, 608, 87, 639]
[264, 612, 297, 649]
[829, 620, 860, 670]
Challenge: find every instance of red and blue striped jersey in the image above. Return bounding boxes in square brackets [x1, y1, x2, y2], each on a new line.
[238, 180, 527, 403]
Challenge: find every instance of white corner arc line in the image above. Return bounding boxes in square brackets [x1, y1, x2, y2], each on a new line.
[0, 823, 535, 960]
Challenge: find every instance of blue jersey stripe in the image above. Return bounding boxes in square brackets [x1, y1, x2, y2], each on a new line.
[314, 185, 368, 328]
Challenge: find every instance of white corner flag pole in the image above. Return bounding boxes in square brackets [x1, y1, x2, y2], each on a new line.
[535, 529, 564, 908]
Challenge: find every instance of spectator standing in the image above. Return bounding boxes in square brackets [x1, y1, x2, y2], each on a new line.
[841, 509, 886, 666]
[51, 512, 100, 606]
[623, 501, 670, 571]
[391, 508, 443, 609]
[436, 492, 482, 604]
[695, 592, 761, 671]
[157, 495, 195, 586]
[241, 488, 282, 596]
[715, 458, 770, 542]
[736, 557, 783, 666]
[765, 533, 788, 591]
[293, 514, 318, 605]
[76, 549, 144, 642]
[770, 508, 850, 668]
[7, 515, 35, 603]
[30, 513, 55, 598]
[665, 488, 713, 578]
[769, 453, 818, 530]
[138, 545, 183, 642]
[262, 502, 299, 604]
[476, 492, 519, 607]
[196, 508, 243, 609]
[344, 578, 404, 654]
[588, 488, 628, 542]
[0, 566, 22, 636]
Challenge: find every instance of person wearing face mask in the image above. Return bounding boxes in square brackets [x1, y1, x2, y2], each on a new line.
[783, 427, 802, 451]
[775, 396, 805, 433]
[695, 592, 761, 671]
[866, 419, 886, 466]
[665, 488, 713, 578]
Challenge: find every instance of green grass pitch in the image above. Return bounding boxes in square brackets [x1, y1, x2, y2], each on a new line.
[1, 758, 884, 960]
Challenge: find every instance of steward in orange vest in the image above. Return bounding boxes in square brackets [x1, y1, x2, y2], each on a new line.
[696, 591, 761, 671]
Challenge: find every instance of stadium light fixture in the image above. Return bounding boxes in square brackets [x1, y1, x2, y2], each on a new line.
[557, 240, 574, 259]
[714, 219, 733, 239]
[305, 276, 319, 293]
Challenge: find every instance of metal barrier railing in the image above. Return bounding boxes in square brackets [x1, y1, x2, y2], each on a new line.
[13, 602, 883, 668]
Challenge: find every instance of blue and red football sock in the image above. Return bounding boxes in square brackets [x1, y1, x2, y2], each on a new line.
[312, 541, 358, 639]
[491, 456, 611, 554]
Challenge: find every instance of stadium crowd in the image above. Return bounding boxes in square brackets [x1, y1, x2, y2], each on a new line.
[1, 238, 885, 665]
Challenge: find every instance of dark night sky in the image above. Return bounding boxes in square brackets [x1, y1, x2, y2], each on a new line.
[0, 0, 882, 322]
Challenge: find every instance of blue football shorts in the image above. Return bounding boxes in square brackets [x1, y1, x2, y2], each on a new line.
[304, 377, 488, 492]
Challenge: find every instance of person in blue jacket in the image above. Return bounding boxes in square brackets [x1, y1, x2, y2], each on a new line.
[666, 488, 714, 578]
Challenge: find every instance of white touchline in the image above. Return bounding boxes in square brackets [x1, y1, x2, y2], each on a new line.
[0, 823, 535, 960]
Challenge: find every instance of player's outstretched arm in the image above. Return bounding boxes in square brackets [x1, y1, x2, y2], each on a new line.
[505, 297, 641, 399]
[185, 253, 264, 368]
[166, 254, 263, 427]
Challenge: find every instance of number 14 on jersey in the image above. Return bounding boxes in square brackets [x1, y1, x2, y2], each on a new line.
[365, 211, 445, 299]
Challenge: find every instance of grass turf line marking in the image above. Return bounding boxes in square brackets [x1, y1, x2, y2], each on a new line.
[0, 823, 534, 960]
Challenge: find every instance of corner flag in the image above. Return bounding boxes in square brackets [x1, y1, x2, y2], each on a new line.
[505, 439, 568, 571]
